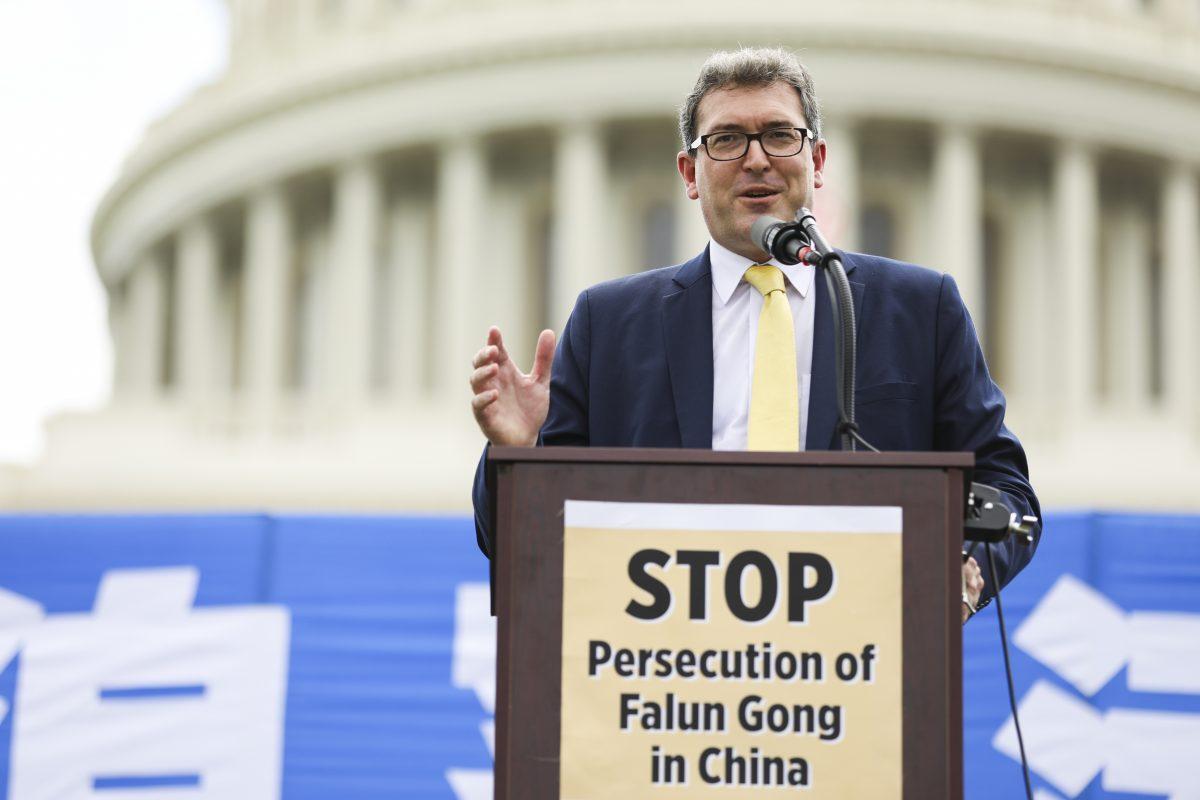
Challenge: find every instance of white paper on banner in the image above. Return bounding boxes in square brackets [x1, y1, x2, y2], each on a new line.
[996, 680, 1200, 800]
[0, 587, 45, 673]
[451, 583, 496, 714]
[6, 568, 291, 800]
[445, 582, 496, 800]
[447, 768, 494, 800]
[1127, 612, 1200, 695]
[1012, 574, 1128, 696]
[1015, 574, 1200, 699]
[992, 680, 1106, 798]
[1103, 708, 1200, 798]
[94, 566, 198, 619]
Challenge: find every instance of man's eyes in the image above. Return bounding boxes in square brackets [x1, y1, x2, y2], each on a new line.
[709, 129, 798, 143]
[710, 133, 742, 145]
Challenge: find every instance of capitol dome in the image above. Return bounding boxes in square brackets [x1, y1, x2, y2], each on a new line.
[10, 0, 1200, 509]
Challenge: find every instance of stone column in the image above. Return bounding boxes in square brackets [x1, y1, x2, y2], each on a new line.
[387, 197, 432, 400]
[1161, 164, 1199, 427]
[243, 185, 291, 424]
[1102, 207, 1152, 409]
[435, 135, 487, 396]
[125, 251, 166, 400]
[1000, 193, 1051, 409]
[552, 120, 607, 329]
[932, 124, 984, 336]
[1053, 141, 1100, 416]
[327, 157, 382, 412]
[295, 0, 325, 45]
[175, 216, 220, 405]
[1160, 0, 1199, 25]
[816, 121, 860, 251]
[107, 277, 131, 397]
[478, 186, 533, 368]
[342, 0, 377, 26]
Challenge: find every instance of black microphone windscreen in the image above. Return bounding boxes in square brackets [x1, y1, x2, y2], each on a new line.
[750, 215, 786, 252]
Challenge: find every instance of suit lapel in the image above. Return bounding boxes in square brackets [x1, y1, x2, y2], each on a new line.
[663, 250, 714, 448]
[807, 252, 866, 451]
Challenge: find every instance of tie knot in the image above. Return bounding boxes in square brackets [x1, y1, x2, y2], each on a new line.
[744, 264, 786, 297]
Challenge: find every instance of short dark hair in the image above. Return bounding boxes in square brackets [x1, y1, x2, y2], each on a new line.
[679, 47, 822, 153]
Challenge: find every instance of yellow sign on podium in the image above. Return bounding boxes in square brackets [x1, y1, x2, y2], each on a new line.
[560, 500, 903, 798]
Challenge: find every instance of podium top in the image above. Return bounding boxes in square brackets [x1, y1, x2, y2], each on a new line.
[488, 446, 973, 469]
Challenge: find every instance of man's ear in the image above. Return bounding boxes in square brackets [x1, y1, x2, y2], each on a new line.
[811, 138, 828, 190]
[677, 150, 700, 200]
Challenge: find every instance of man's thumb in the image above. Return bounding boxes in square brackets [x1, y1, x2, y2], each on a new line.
[531, 329, 556, 383]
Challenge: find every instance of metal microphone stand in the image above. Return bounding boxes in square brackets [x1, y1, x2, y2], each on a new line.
[794, 207, 872, 452]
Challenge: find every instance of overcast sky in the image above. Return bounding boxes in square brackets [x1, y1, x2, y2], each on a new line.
[0, 0, 227, 464]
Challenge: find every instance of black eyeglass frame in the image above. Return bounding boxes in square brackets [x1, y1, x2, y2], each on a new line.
[688, 127, 815, 161]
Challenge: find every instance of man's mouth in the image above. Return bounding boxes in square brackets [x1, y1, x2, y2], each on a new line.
[740, 188, 780, 199]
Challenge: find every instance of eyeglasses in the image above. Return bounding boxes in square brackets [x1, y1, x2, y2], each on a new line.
[689, 127, 814, 161]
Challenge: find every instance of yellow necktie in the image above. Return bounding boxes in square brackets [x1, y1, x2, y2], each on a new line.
[744, 265, 799, 451]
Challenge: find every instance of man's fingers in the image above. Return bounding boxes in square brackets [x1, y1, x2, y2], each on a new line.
[470, 364, 499, 392]
[488, 327, 510, 364]
[961, 556, 985, 611]
[530, 329, 556, 384]
[472, 328, 510, 370]
[964, 557, 984, 593]
[471, 389, 499, 412]
[471, 345, 497, 369]
[472, 344, 510, 370]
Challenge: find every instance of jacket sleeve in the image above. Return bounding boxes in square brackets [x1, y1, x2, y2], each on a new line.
[933, 273, 1042, 604]
[471, 290, 593, 557]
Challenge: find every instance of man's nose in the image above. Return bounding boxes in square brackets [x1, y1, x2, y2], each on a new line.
[742, 139, 771, 171]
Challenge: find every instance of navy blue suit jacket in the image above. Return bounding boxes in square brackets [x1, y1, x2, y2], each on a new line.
[472, 248, 1040, 602]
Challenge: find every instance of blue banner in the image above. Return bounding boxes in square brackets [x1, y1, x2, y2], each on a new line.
[0, 511, 1196, 799]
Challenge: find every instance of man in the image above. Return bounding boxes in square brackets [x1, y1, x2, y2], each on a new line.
[469, 47, 1039, 621]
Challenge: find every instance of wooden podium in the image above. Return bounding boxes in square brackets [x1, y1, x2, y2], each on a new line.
[487, 447, 973, 799]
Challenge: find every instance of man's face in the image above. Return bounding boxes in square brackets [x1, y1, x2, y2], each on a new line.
[677, 82, 827, 262]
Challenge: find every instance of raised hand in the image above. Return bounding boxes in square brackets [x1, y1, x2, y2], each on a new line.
[470, 326, 556, 446]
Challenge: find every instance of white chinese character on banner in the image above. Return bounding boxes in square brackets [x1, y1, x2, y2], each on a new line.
[0, 567, 290, 800]
[446, 582, 495, 800]
[994, 574, 1200, 800]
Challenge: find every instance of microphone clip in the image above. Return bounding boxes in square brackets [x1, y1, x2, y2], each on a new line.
[964, 482, 1038, 544]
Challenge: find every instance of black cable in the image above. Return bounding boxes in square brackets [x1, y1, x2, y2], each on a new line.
[836, 420, 880, 452]
[822, 267, 846, 447]
[804, 226, 879, 454]
[818, 254, 880, 453]
[983, 543, 1034, 800]
[824, 253, 859, 449]
[846, 424, 880, 453]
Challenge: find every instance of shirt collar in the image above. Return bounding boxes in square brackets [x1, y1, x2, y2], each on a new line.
[709, 238, 815, 307]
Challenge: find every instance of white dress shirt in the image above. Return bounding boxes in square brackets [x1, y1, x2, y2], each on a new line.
[709, 238, 816, 451]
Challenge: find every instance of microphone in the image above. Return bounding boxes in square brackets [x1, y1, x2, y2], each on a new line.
[750, 215, 810, 266]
